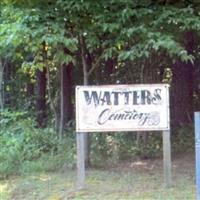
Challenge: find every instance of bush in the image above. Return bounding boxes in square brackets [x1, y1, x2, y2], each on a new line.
[90, 125, 195, 167]
[0, 110, 194, 177]
[0, 110, 76, 178]
[90, 132, 163, 166]
[172, 125, 194, 153]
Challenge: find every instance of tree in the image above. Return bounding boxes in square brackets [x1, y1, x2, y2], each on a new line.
[0, 59, 5, 110]
[35, 68, 47, 127]
[59, 63, 73, 137]
[1, 0, 200, 163]
[171, 31, 197, 127]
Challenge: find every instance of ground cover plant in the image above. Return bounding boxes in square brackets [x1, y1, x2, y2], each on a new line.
[0, 152, 196, 200]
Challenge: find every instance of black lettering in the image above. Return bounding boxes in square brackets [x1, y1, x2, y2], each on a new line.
[138, 113, 150, 125]
[108, 113, 115, 120]
[133, 91, 140, 105]
[101, 91, 111, 105]
[112, 92, 122, 105]
[141, 90, 151, 105]
[97, 108, 110, 125]
[123, 91, 132, 105]
[116, 113, 125, 120]
[124, 111, 132, 120]
[152, 89, 162, 105]
[83, 91, 102, 107]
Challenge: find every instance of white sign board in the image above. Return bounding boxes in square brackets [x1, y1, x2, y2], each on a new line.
[76, 84, 169, 132]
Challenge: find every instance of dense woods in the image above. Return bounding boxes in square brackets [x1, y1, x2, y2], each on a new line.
[1, 0, 200, 176]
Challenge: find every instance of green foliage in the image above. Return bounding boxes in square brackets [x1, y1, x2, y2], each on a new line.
[0, 0, 199, 178]
[0, 111, 76, 178]
[90, 126, 195, 167]
[0, 111, 195, 178]
[2, 0, 200, 65]
[90, 132, 163, 166]
[172, 125, 194, 153]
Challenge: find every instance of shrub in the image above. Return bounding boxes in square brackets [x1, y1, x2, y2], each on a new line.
[90, 132, 163, 166]
[0, 110, 76, 178]
[172, 125, 194, 153]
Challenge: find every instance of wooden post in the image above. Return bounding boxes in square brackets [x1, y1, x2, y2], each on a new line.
[76, 132, 85, 189]
[163, 130, 172, 187]
[195, 112, 200, 200]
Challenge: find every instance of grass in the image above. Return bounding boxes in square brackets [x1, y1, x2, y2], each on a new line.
[0, 153, 196, 200]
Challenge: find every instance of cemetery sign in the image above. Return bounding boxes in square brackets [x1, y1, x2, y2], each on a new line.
[76, 84, 169, 132]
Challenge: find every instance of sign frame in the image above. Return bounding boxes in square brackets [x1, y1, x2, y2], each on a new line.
[76, 84, 171, 189]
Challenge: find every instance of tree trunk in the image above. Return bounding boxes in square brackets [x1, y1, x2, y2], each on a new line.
[0, 59, 4, 111]
[171, 62, 194, 126]
[171, 31, 196, 127]
[4, 61, 12, 107]
[25, 81, 34, 110]
[104, 58, 115, 84]
[27, 82, 34, 97]
[95, 66, 101, 85]
[59, 63, 73, 138]
[36, 68, 47, 127]
[46, 65, 59, 132]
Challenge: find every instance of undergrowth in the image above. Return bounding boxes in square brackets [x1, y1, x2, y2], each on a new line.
[0, 110, 194, 178]
[0, 110, 76, 179]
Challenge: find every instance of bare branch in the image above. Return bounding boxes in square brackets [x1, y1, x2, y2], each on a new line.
[88, 51, 105, 77]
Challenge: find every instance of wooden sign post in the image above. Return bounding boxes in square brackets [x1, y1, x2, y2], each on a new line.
[76, 132, 85, 189]
[163, 130, 172, 187]
[76, 84, 171, 188]
[195, 112, 200, 200]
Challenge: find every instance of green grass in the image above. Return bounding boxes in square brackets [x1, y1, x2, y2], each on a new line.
[0, 154, 196, 200]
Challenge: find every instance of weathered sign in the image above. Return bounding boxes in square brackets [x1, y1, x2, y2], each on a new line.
[76, 84, 169, 132]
